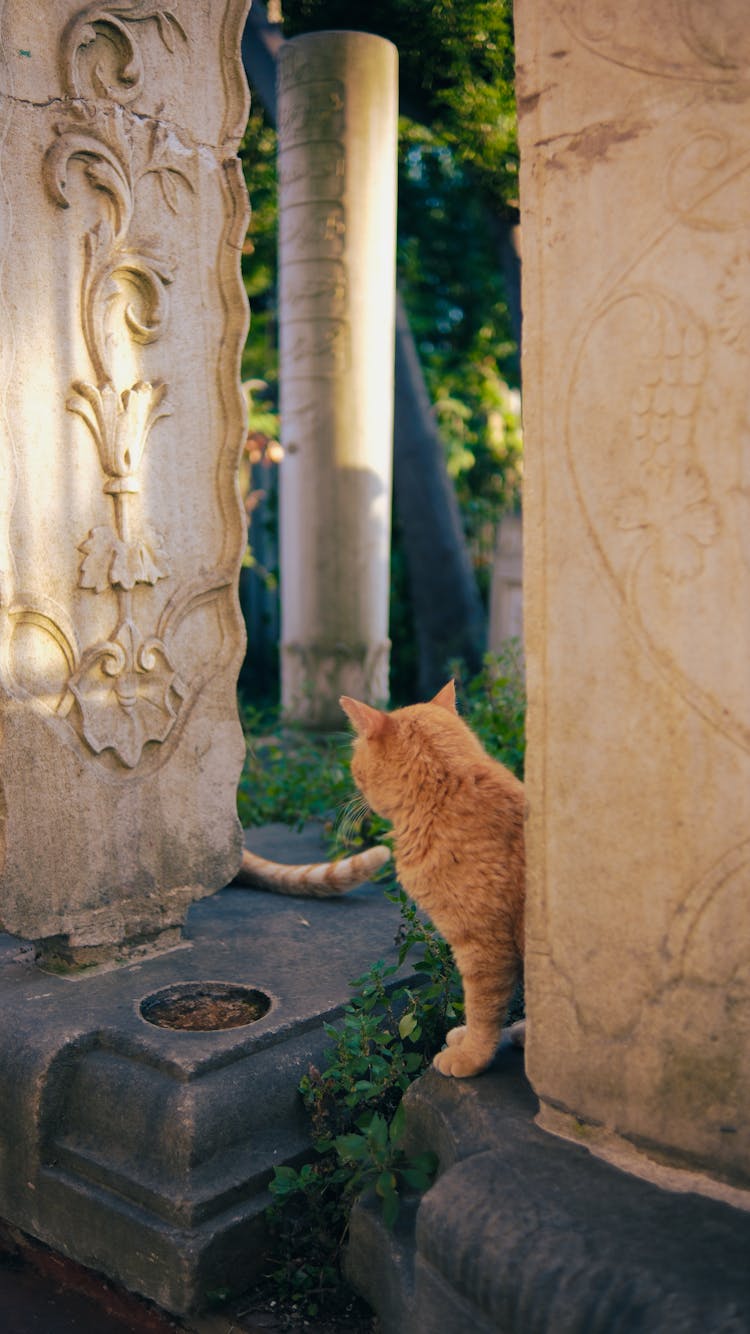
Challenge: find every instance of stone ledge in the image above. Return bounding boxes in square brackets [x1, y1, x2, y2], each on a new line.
[346, 1043, 750, 1332]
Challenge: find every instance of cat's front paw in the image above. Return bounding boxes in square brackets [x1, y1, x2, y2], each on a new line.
[432, 1044, 491, 1078]
[445, 1024, 466, 1047]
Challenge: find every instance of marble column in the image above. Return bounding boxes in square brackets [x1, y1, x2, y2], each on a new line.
[277, 31, 398, 728]
[0, 0, 250, 961]
[517, 0, 750, 1198]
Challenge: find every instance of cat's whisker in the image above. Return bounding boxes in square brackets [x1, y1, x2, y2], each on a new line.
[335, 793, 371, 843]
[337, 800, 369, 842]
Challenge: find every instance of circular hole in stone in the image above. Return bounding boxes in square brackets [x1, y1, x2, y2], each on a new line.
[140, 982, 271, 1032]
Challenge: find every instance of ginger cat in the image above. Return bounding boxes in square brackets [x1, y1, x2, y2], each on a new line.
[340, 681, 525, 1078]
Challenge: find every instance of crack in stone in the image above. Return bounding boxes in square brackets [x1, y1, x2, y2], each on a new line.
[0, 93, 226, 155]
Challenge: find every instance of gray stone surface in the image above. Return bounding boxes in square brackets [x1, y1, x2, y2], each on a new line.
[0, 824, 402, 1315]
[347, 1043, 750, 1332]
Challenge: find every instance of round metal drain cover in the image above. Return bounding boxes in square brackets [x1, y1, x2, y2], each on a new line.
[140, 982, 271, 1031]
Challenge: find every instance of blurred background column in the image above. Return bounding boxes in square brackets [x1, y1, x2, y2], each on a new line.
[277, 31, 398, 728]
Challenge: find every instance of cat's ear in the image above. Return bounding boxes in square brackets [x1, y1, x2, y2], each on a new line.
[340, 696, 390, 740]
[430, 680, 457, 714]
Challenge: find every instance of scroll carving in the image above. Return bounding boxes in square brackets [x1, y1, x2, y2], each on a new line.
[559, 0, 750, 81]
[61, 3, 187, 104]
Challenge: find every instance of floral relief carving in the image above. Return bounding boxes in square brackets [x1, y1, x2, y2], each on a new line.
[68, 378, 169, 487]
[44, 105, 195, 382]
[564, 271, 750, 755]
[69, 622, 185, 771]
[614, 464, 719, 583]
[36, 5, 195, 768]
[608, 291, 720, 585]
[78, 524, 169, 594]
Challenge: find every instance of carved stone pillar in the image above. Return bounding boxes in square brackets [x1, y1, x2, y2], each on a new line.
[277, 31, 398, 728]
[0, 1, 250, 960]
[517, 0, 750, 1196]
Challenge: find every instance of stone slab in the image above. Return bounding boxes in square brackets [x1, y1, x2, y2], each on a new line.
[0, 824, 404, 1314]
[0, 0, 251, 952]
[347, 1045, 750, 1332]
[516, 0, 750, 1187]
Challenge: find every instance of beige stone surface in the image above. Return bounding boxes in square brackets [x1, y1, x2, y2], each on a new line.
[277, 31, 398, 728]
[517, 0, 750, 1188]
[0, 0, 250, 948]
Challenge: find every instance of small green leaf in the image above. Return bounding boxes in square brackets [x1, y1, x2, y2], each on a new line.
[334, 1132, 369, 1162]
[376, 1169, 397, 1198]
[367, 1113, 389, 1153]
[269, 1165, 301, 1197]
[390, 1101, 406, 1145]
[398, 1012, 417, 1039]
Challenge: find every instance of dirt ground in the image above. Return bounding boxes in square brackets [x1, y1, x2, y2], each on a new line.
[0, 1225, 378, 1334]
[195, 1289, 378, 1334]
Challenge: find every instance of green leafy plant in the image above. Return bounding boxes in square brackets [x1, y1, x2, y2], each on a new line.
[264, 888, 460, 1315]
[453, 641, 525, 778]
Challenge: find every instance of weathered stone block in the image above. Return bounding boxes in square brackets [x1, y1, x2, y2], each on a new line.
[516, 0, 750, 1188]
[0, 1, 250, 952]
[0, 824, 407, 1314]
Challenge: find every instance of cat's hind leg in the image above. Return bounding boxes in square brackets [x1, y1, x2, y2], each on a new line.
[433, 951, 520, 1078]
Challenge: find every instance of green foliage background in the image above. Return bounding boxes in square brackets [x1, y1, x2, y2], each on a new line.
[239, 1, 522, 704]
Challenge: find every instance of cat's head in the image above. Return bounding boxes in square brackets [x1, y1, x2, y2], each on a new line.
[340, 682, 474, 820]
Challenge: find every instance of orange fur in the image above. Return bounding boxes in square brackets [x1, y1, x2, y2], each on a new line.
[232, 843, 390, 896]
[340, 681, 525, 1078]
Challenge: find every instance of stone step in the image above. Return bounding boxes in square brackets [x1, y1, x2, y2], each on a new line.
[346, 1041, 750, 1333]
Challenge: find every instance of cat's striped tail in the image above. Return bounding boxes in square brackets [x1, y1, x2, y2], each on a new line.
[232, 844, 391, 897]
